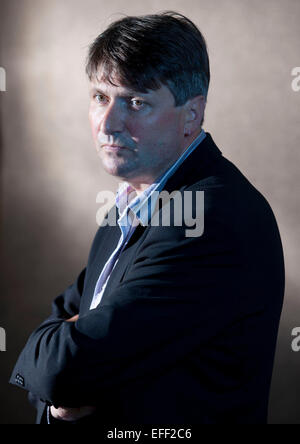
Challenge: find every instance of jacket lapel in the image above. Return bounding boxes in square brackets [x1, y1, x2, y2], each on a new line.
[99, 223, 147, 306]
[80, 222, 122, 313]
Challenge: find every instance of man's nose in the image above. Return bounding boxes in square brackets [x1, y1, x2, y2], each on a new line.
[100, 102, 125, 135]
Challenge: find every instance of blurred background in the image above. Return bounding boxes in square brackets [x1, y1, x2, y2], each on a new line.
[0, 0, 299, 424]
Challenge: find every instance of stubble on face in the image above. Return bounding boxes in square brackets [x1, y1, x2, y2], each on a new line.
[98, 144, 140, 179]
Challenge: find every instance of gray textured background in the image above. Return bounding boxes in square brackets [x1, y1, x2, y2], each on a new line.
[0, 0, 299, 424]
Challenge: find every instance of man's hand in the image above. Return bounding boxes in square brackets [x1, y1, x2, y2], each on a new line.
[49, 314, 96, 422]
[50, 405, 96, 422]
[66, 314, 79, 323]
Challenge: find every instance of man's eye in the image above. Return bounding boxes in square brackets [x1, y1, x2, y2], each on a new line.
[131, 99, 145, 109]
[95, 94, 107, 104]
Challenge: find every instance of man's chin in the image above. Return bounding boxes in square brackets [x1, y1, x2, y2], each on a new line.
[101, 158, 132, 179]
[98, 151, 127, 174]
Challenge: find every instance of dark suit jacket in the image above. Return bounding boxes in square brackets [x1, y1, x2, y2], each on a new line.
[10, 133, 285, 424]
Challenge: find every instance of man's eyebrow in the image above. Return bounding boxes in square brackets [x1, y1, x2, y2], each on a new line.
[90, 86, 149, 97]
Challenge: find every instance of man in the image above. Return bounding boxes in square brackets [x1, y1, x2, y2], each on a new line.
[10, 12, 285, 424]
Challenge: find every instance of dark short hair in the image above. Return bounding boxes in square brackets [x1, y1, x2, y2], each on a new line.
[86, 11, 210, 106]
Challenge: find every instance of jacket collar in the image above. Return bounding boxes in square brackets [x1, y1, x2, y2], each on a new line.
[162, 132, 223, 193]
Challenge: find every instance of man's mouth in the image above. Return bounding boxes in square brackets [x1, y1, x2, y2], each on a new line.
[102, 144, 129, 152]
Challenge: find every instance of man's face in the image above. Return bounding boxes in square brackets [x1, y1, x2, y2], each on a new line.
[89, 71, 189, 188]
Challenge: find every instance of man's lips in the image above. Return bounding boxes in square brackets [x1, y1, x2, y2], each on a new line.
[102, 144, 129, 152]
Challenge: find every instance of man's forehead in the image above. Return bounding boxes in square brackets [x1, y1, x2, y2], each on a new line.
[89, 69, 175, 104]
[89, 66, 145, 94]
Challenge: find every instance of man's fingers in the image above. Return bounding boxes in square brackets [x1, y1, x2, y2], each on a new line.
[66, 314, 79, 323]
[50, 405, 96, 422]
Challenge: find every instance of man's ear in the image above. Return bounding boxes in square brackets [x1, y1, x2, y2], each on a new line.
[183, 95, 206, 136]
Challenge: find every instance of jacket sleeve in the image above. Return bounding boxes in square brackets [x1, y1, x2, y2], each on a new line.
[9, 189, 265, 407]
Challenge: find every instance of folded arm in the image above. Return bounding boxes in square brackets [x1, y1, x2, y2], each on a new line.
[11, 226, 251, 412]
[11, 191, 262, 410]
